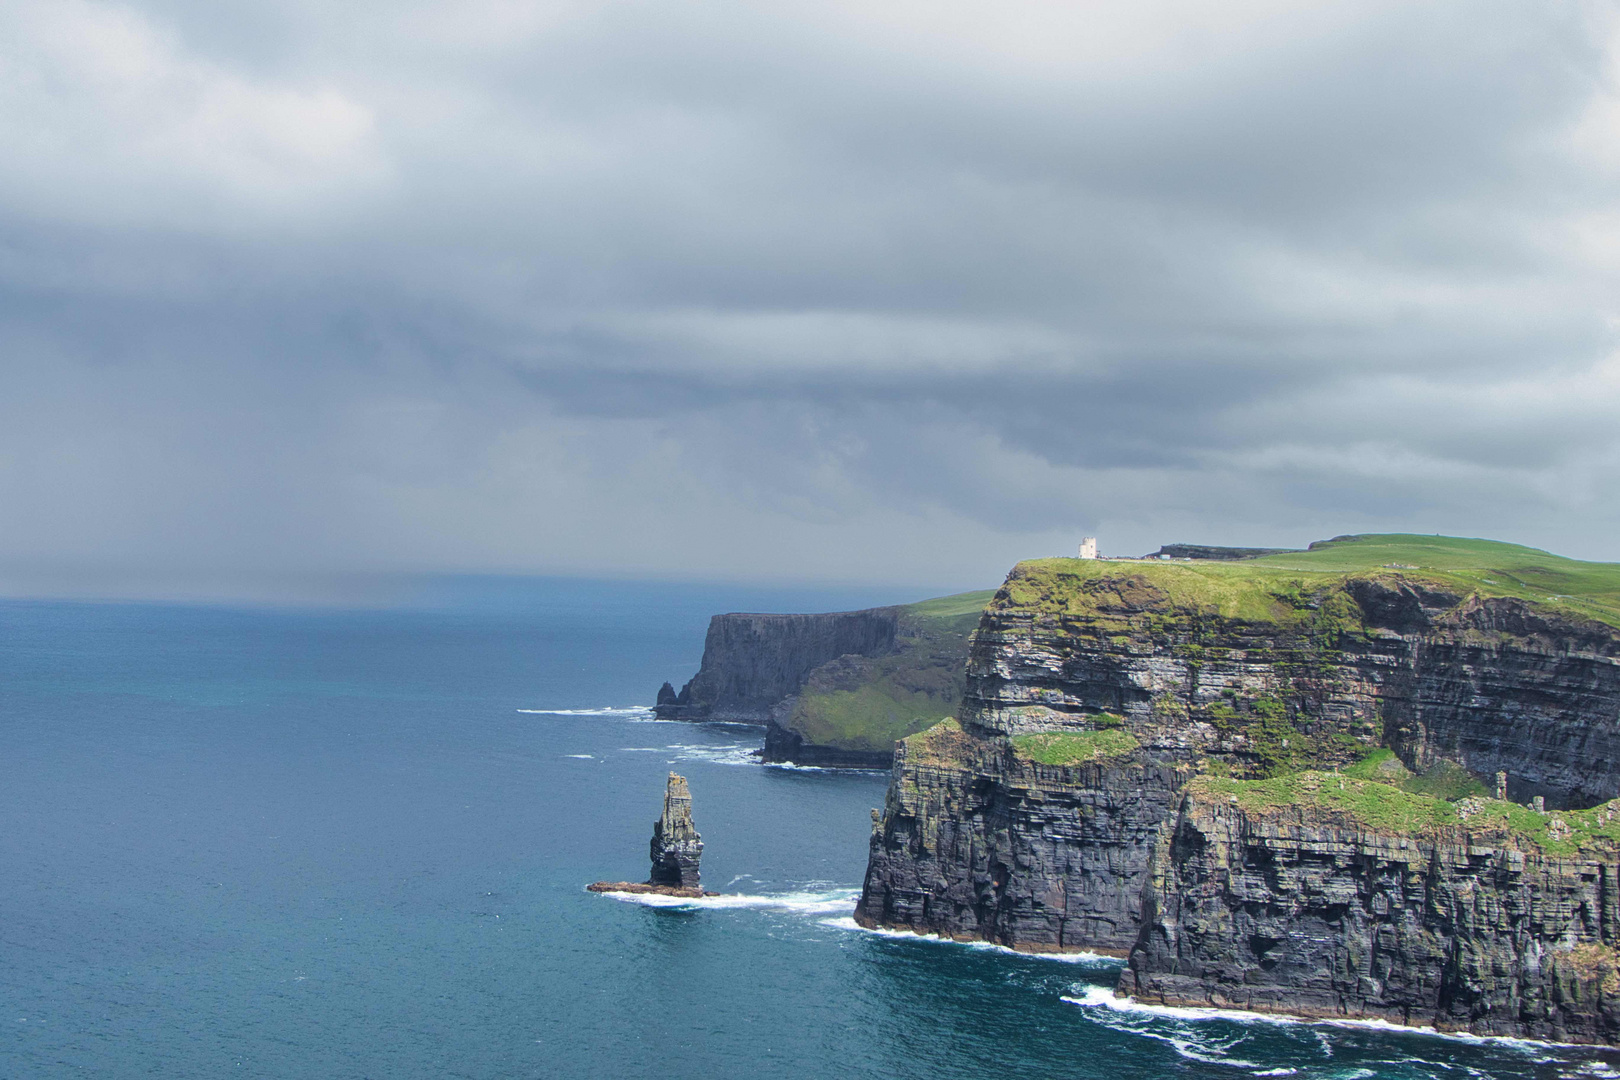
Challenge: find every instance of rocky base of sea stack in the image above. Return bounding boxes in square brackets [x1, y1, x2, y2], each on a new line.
[587, 881, 717, 898]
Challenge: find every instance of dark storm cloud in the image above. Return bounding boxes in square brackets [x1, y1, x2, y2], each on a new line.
[1, 0, 1617, 598]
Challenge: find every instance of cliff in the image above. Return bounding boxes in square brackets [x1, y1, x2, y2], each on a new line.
[656, 591, 993, 767]
[1122, 775, 1620, 1043]
[857, 534, 1620, 1041]
[656, 609, 901, 723]
[649, 772, 703, 889]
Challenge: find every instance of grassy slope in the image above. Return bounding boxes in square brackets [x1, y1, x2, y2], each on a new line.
[1001, 534, 1620, 629]
[783, 590, 993, 751]
[783, 590, 995, 752]
[1012, 727, 1140, 765]
[1193, 769, 1620, 856]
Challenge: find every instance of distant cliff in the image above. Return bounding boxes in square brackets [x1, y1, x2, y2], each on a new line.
[656, 609, 901, 723]
[655, 592, 993, 767]
[857, 534, 1620, 1042]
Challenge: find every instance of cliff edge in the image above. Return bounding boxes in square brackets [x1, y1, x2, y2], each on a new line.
[856, 533, 1620, 1041]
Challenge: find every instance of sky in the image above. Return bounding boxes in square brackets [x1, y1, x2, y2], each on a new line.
[3, 0, 1619, 602]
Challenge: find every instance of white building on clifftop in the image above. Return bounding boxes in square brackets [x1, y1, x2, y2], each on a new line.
[1079, 537, 1098, 559]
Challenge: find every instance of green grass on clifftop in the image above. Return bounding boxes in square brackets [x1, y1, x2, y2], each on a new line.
[789, 683, 958, 753]
[1192, 771, 1620, 854]
[784, 590, 993, 753]
[1341, 748, 1489, 800]
[1001, 534, 1620, 629]
[903, 590, 998, 619]
[1012, 726, 1139, 765]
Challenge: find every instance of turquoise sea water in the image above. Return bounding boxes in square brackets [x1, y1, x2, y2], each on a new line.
[3, 584, 1618, 1079]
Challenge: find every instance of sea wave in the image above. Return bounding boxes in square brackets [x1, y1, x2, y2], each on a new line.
[517, 706, 658, 719]
[617, 742, 762, 767]
[593, 886, 861, 914]
[1063, 984, 1560, 1052]
[764, 761, 884, 774]
[818, 916, 1121, 964]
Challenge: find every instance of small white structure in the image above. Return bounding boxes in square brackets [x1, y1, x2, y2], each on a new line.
[1078, 537, 1098, 560]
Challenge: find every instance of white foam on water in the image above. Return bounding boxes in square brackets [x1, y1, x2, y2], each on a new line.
[517, 706, 656, 718]
[615, 743, 763, 766]
[1063, 985, 1569, 1052]
[818, 916, 1121, 965]
[662, 743, 762, 767]
[1062, 985, 1265, 1068]
[764, 761, 885, 774]
[564, 754, 594, 759]
[594, 887, 861, 915]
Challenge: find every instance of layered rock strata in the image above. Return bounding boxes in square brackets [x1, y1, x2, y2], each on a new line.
[856, 720, 1189, 953]
[1122, 780, 1620, 1043]
[857, 551, 1620, 1040]
[590, 773, 712, 898]
[650, 773, 703, 889]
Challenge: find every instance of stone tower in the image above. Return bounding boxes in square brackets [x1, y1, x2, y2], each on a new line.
[649, 773, 703, 888]
[1079, 537, 1098, 560]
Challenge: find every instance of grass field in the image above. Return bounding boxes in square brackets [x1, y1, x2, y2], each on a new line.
[1191, 767, 1620, 854]
[1002, 534, 1620, 628]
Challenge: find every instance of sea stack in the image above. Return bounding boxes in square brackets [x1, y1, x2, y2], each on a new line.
[649, 773, 703, 888]
[588, 773, 715, 898]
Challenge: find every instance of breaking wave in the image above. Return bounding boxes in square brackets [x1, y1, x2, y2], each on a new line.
[1063, 984, 1568, 1060]
[617, 742, 762, 767]
[818, 916, 1121, 964]
[593, 886, 861, 914]
[517, 706, 658, 719]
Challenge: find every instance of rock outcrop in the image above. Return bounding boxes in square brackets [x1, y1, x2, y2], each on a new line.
[649, 772, 703, 889]
[857, 538, 1620, 1041]
[589, 773, 713, 898]
[856, 720, 1188, 953]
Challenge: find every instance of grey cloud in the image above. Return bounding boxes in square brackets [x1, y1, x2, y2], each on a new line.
[1, 0, 1618, 600]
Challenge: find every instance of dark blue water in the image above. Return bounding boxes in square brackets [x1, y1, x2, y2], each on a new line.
[2, 585, 1616, 1079]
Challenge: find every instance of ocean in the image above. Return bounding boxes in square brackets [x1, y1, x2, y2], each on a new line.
[2, 582, 1616, 1079]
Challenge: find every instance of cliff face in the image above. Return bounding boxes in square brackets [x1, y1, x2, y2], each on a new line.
[1382, 596, 1620, 809]
[656, 609, 900, 723]
[856, 720, 1189, 953]
[857, 543, 1620, 1040]
[649, 772, 703, 889]
[1122, 780, 1620, 1042]
[957, 574, 1620, 807]
[655, 592, 991, 766]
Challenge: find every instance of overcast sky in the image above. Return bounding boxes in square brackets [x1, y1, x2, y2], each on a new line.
[2, 0, 1618, 601]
